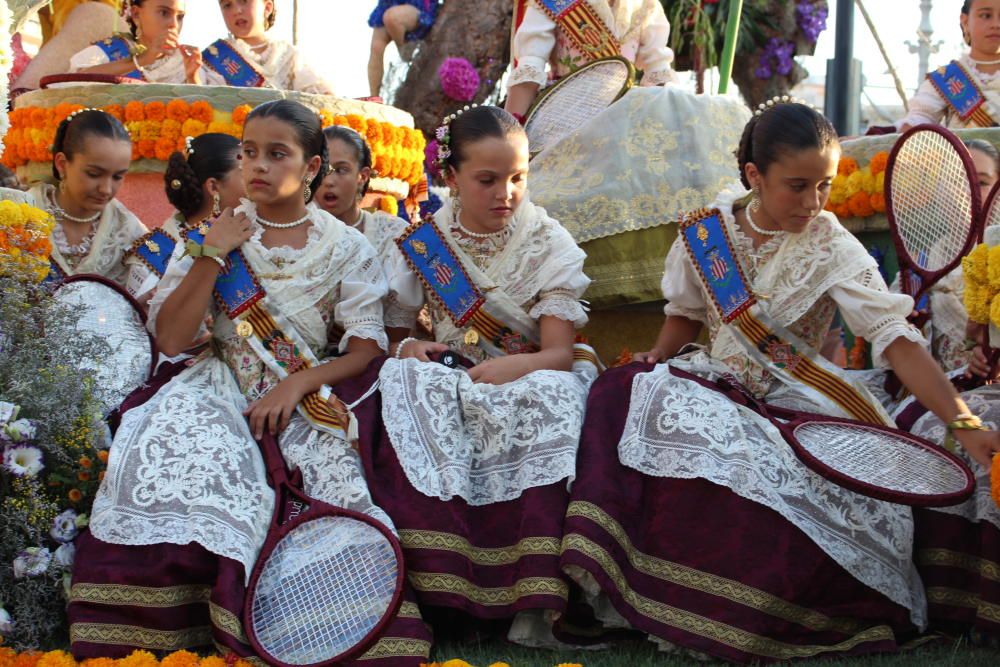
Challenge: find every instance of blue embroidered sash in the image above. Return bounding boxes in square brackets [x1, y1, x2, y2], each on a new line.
[94, 37, 144, 80]
[127, 230, 176, 279]
[43, 258, 66, 287]
[185, 227, 264, 317]
[927, 60, 996, 127]
[396, 218, 485, 327]
[680, 208, 891, 426]
[202, 39, 267, 88]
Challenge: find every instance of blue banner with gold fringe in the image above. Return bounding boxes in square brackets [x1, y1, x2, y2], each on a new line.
[94, 36, 144, 80]
[202, 39, 267, 88]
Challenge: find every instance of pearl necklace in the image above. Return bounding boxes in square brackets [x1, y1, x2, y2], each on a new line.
[455, 212, 507, 239]
[255, 210, 311, 229]
[969, 55, 1000, 66]
[49, 191, 101, 224]
[744, 206, 784, 237]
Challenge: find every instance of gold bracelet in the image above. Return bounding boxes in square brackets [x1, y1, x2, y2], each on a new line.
[946, 413, 986, 432]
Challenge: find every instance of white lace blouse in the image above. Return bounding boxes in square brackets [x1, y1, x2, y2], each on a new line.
[149, 204, 388, 357]
[662, 185, 924, 368]
[509, 0, 677, 88]
[897, 55, 1000, 129]
[201, 38, 334, 94]
[69, 43, 192, 84]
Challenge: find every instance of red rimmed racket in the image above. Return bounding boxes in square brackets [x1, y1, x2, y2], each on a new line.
[669, 365, 975, 507]
[885, 124, 984, 319]
[243, 431, 404, 667]
[52, 274, 157, 415]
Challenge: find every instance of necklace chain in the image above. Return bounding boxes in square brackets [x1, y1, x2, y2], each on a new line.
[745, 205, 784, 237]
[49, 191, 101, 224]
[255, 210, 311, 229]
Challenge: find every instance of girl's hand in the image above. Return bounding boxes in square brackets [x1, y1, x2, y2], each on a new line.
[468, 355, 534, 385]
[203, 208, 252, 255]
[244, 374, 309, 439]
[965, 345, 1000, 380]
[633, 348, 667, 364]
[398, 339, 449, 361]
[953, 429, 1000, 469]
[181, 45, 203, 84]
[139, 33, 180, 66]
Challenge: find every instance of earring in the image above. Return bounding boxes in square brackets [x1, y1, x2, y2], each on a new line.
[303, 182, 312, 203]
[212, 192, 221, 217]
[59, 179, 67, 194]
[750, 186, 761, 213]
[451, 189, 462, 216]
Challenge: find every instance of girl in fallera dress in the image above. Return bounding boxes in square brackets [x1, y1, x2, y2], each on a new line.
[124, 133, 247, 302]
[561, 102, 1000, 662]
[315, 126, 422, 342]
[202, 0, 335, 94]
[340, 105, 599, 646]
[69, 0, 205, 84]
[68, 100, 431, 665]
[898, 0, 1000, 129]
[29, 109, 148, 287]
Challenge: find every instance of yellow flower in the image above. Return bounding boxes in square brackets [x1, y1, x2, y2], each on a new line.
[991, 292, 1000, 329]
[118, 651, 158, 667]
[967, 282, 992, 324]
[487, 663, 511, 667]
[36, 651, 76, 667]
[966, 243, 990, 284]
[198, 658, 227, 667]
[161, 651, 201, 667]
[440, 661, 474, 667]
[875, 170, 885, 193]
[846, 168, 874, 195]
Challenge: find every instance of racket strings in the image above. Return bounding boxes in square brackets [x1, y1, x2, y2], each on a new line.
[526, 61, 630, 154]
[890, 131, 976, 272]
[251, 517, 399, 664]
[793, 422, 970, 495]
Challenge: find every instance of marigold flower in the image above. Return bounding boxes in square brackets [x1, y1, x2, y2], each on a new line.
[77, 471, 91, 482]
[966, 243, 990, 284]
[870, 192, 886, 213]
[119, 651, 157, 667]
[80, 659, 117, 667]
[160, 119, 183, 142]
[103, 105, 125, 122]
[868, 151, 889, 175]
[439, 661, 473, 667]
[145, 101, 167, 122]
[190, 101, 214, 124]
[68, 489, 82, 503]
[79, 457, 92, 469]
[231, 105, 251, 126]
[198, 657, 226, 667]
[155, 137, 177, 162]
[12, 651, 42, 667]
[837, 156, 859, 176]
[180, 119, 208, 139]
[36, 651, 75, 667]
[991, 455, 1000, 508]
[166, 99, 191, 123]
[124, 101, 145, 122]
[161, 650, 201, 667]
[97, 450, 109, 464]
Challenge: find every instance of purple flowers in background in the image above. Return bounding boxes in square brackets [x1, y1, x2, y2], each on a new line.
[755, 38, 796, 79]
[438, 57, 480, 102]
[797, 1, 829, 43]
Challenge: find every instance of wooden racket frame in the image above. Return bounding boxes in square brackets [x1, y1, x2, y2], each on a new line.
[667, 364, 975, 507]
[243, 431, 405, 667]
[524, 55, 636, 155]
[56, 273, 158, 381]
[884, 124, 984, 306]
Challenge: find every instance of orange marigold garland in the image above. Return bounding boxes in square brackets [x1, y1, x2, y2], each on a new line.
[992, 454, 1000, 508]
[2, 102, 427, 189]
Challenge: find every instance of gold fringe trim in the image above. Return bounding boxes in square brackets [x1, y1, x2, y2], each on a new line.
[70, 623, 212, 651]
[408, 572, 568, 606]
[399, 529, 560, 565]
[926, 587, 1000, 624]
[918, 548, 1000, 583]
[70, 583, 211, 608]
[357, 637, 432, 661]
[562, 532, 895, 660]
[565, 501, 864, 634]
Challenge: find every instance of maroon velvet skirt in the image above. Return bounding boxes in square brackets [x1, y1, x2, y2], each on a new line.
[559, 362, 919, 663]
[343, 356, 573, 623]
[69, 359, 432, 665]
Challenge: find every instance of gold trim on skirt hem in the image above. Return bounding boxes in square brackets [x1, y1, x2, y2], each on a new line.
[408, 572, 568, 606]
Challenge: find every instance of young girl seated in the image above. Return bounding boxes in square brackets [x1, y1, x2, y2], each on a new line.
[202, 0, 335, 94]
[315, 125, 422, 342]
[344, 105, 599, 645]
[124, 133, 247, 302]
[898, 0, 1000, 129]
[367, 0, 441, 97]
[69, 100, 430, 665]
[31, 109, 148, 287]
[562, 102, 1000, 661]
[69, 0, 204, 84]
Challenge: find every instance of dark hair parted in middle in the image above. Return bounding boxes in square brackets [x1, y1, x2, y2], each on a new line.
[324, 126, 373, 195]
[164, 133, 242, 218]
[245, 99, 329, 203]
[52, 109, 132, 181]
[443, 106, 526, 172]
[735, 102, 839, 189]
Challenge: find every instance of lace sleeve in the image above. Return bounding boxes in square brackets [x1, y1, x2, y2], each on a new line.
[69, 44, 111, 71]
[147, 249, 196, 336]
[829, 267, 926, 367]
[527, 228, 591, 328]
[661, 240, 708, 323]
[636, 2, 677, 87]
[335, 251, 389, 354]
[897, 77, 946, 128]
[508, 5, 555, 89]
[530, 288, 589, 328]
[383, 241, 423, 330]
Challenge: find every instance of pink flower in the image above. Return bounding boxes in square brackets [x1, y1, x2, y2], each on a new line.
[438, 57, 480, 102]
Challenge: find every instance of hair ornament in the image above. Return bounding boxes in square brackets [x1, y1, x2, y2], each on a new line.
[434, 103, 480, 174]
[170, 179, 182, 190]
[753, 94, 818, 117]
[184, 136, 195, 157]
[65, 107, 102, 125]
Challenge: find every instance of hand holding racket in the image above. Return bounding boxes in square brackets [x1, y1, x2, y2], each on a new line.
[669, 365, 976, 506]
[244, 432, 404, 667]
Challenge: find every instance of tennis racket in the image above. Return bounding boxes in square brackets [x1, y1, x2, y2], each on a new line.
[52, 275, 156, 416]
[885, 125, 983, 316]
[243, 430, 404, 667]
[669, 365, 975, 507]
[524, 56, 635, 156]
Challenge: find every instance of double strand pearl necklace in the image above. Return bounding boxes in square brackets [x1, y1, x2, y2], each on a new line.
[255, 210, 311, 229]
[744, 205, 784, 237]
